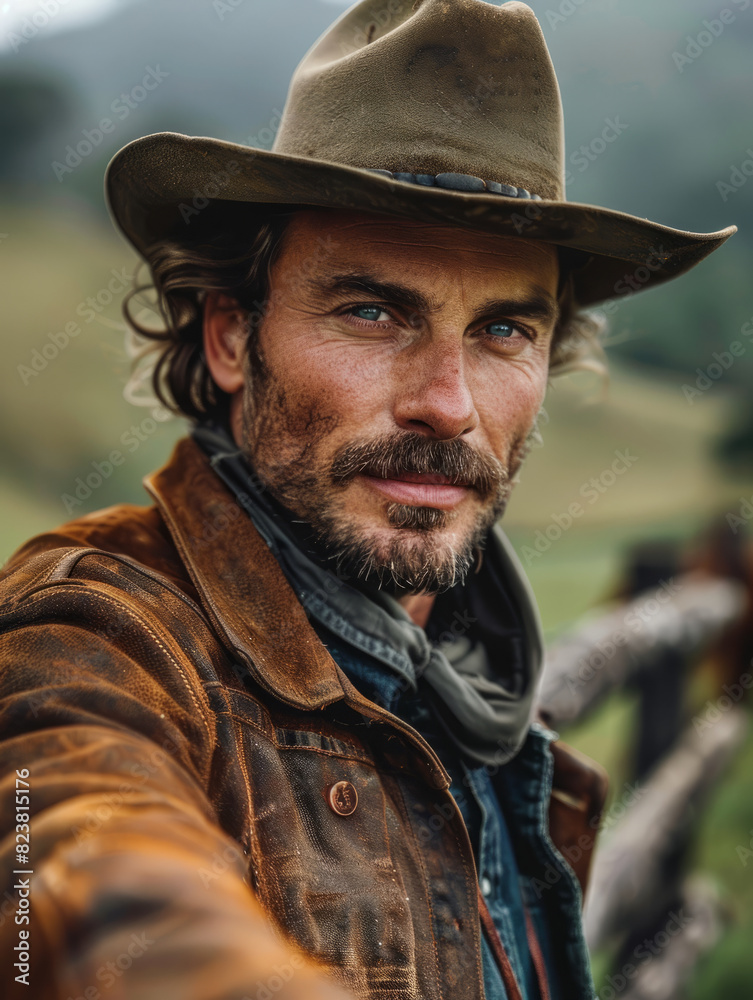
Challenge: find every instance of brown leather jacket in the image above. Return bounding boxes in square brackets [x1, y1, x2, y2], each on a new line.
[0, 438, 606, 1000]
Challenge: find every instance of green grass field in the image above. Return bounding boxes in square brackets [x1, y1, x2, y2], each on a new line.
[2, 198, 752, 995]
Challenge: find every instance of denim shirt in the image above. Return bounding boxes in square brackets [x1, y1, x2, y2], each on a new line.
[316, 628, 596, 1000]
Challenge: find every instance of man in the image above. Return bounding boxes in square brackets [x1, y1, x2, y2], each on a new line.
[0, 2, 735, 999]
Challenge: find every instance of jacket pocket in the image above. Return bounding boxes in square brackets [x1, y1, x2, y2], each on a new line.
[229, 697, 422, 996]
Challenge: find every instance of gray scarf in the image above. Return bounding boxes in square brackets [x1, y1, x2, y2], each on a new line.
[193, 422, 544, 766]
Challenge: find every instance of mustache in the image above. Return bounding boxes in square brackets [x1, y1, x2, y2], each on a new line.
[330, 432, 507, 501]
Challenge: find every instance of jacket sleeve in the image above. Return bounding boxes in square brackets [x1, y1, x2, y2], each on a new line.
[0, 552, 352, 1000]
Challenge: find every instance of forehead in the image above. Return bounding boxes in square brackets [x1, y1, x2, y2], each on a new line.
[277, 209, 559, 288]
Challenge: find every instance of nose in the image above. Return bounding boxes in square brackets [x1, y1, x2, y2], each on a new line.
[392, 340, 479, 440]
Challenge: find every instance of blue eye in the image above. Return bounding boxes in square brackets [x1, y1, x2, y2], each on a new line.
[351, 305, 388, 322]
[487, 322, 516, 338]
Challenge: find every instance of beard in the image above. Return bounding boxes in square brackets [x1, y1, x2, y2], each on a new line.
[240, 350, 537, 595]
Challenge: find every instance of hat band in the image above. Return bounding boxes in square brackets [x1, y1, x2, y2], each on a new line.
[367, 168, 543, 200]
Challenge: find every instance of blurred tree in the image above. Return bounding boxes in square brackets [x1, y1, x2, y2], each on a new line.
[0, 70, 75, 180]
[715, 401, 753, 472]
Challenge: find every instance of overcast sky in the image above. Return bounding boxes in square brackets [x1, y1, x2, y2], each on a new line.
[0, 0, 356, 52]
[0, 0, 125, 49]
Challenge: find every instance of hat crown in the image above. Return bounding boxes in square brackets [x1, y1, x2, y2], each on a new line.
[273, 0, 565, 200]
[104, 0, 736, 309]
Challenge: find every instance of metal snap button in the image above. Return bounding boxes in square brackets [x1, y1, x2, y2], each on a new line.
[328, 780, 358, 816]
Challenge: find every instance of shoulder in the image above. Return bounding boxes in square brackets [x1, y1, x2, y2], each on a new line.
[0, 504, 228, 746]
[0, 507, 226, 793]
[1, 502, 199, 604]
[0, 504, 216, 672]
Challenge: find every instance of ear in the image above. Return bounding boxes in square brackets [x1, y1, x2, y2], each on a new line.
[203, 291, 248, 395]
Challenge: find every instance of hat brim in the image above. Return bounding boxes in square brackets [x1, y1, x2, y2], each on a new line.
[105, 132, 736, 309]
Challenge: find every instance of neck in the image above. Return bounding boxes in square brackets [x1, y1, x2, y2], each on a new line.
[397, 592, 436, 628]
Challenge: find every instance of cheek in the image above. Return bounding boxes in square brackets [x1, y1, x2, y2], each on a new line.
[260, 325, 388, 428]
[476, 365, 548, 447]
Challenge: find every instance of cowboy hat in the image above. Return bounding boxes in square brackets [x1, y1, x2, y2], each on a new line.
[105, 0, 736, 308]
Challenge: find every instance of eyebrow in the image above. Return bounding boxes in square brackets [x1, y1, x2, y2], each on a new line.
[473, 288, 560, 327]
[311, 273, 436, 316]
[310, 272, 559, 328]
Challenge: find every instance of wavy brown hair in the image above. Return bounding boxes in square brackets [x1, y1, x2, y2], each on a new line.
[123, 203, 607, 422]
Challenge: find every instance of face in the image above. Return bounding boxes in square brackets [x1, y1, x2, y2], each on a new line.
[208, 209, 559, 594]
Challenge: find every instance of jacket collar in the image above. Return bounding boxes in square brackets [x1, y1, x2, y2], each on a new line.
[144, 436, 348, 711]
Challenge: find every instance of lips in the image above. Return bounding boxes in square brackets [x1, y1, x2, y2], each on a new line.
[360, 469, 471, 509]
